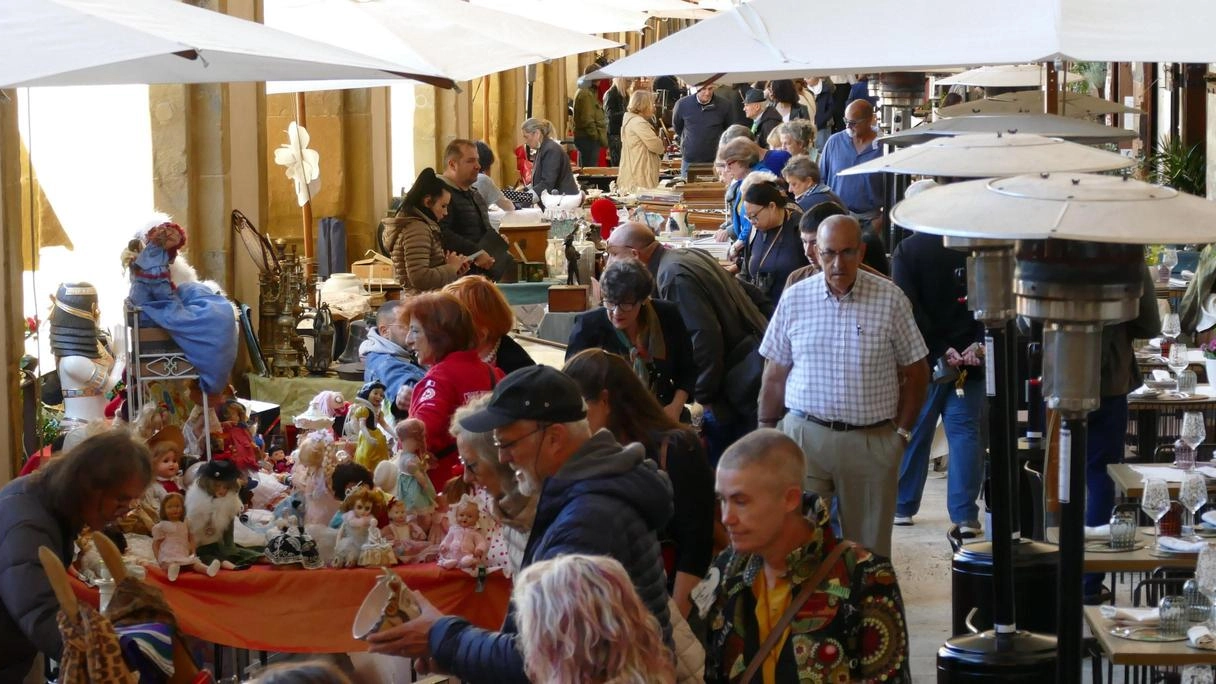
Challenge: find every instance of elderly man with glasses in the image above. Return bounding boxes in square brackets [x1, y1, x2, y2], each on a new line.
[818, 100, 887, 235]
[367, 365, 674, 683]
[757, 215, 929, 559]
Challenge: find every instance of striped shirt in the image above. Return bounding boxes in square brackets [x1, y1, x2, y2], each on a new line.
[759, 270, 928, 425]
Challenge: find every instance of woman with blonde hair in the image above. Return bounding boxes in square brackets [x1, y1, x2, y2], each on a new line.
[521, 117, 579, 200]
[617, 90, 665, 192]
[515, 554, 676, 684]
[442, 275, 535, 374]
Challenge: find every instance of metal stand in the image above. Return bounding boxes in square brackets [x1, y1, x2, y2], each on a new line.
[126, 302, 212, 459]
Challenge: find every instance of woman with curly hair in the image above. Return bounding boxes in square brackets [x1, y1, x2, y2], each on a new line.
[514, 554, 676, 684]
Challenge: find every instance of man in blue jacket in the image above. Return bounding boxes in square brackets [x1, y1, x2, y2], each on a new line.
[367, 365, 674, 682]
[359, 300, 424, 417]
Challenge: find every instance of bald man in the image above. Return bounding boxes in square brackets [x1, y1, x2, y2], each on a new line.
[819, 99, 887, 234]
[606, 222, 768, 463]
[758, 215, 928, 557]
[705, 429, 910, 683]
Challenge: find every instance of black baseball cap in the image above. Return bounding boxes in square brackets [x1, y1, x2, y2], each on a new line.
[459, 366, 587, 433]
[743, 88, 767, 104]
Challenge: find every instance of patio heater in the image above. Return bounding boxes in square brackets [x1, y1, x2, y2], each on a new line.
[894, 172, 1216, 684]
[873, 72, 927, 134]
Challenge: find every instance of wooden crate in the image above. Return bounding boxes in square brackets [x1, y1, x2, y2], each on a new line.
[499, 223, 550, 263]
[548, 285, 589, 312]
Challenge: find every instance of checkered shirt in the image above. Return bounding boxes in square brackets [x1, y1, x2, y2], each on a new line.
[759, 269, 928, 425]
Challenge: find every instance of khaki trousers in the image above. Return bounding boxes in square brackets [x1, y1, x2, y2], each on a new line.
[780, 414, 902, 558]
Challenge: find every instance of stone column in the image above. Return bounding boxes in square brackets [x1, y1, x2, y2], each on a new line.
[0, 91, 27, 481]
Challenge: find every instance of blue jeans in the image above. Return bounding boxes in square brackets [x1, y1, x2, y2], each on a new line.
[679, 156, 691, 179]
[1084, 395, 1129, 596]
[896, 371, 985, 525]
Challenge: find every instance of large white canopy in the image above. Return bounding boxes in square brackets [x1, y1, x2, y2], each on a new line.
[597, 0, 1216, 83]
[469, 0, 649, 34]
[937, 64, 1083, 88]
[265, 0, 620, 91]
[838, 133, 1134, 178]
[1, 0, 451, 89]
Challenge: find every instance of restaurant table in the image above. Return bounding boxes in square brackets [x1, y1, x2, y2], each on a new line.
[1128, 384, 1216, 458]
[1108, 463, 1216, 500]
[1085, 605, 1216, 667]
[70, 563, 511, 653]
[1081, 530, 1199, 573]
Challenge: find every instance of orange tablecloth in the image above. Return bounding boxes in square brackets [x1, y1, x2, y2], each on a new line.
[71, 563, 510, 653]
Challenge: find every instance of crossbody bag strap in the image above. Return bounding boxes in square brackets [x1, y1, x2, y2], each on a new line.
[658, 435, 670, 470]
[739, 540, 856, 684]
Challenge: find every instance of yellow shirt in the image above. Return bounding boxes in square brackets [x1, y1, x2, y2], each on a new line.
[752, 572, 792, 684]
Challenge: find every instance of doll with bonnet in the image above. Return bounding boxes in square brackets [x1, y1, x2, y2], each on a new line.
[185, 459, 263, 568]
[347, 380, 391, 472]
[291, 431, 340, 526]
[437, 495, 488, 571]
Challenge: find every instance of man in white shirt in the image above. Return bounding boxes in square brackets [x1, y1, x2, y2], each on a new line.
[757, 215, 929, 557]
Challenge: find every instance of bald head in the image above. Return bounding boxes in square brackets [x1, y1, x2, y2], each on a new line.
[818, 215, 862, 245]
[605, 221, 659, 264]
[718, 428, 805, 491]
[844, 99, 877, 143]
[844, 99, 874, 122]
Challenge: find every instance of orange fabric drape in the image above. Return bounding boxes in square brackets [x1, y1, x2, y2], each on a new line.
[72, 563, 510, 653]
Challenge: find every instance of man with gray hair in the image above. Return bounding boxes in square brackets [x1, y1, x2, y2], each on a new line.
[367, 365, 673, 682]
[758, 215, 928, 558]
[705, 429, 910, 683]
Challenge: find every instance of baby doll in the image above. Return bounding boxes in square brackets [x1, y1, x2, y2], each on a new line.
[380, 498, 436, 563]
[140, 438, 183, 515]
[185, 459, 263, 569]
[333, 488, 378, 568]
[291, 432, 340, 527]
[393, 419, 438, 513]
[152, 493, 221, 580]
[263, 442, 292, 477]
[348, 380, 391, 472]
[437, 496, 488, 571]
[217, 400, 261, 474]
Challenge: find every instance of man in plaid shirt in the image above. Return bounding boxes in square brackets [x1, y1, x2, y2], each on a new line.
[757, 215, 928, 558]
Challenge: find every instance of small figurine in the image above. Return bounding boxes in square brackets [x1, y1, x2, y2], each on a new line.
[564, 231, 581, 285]
[216, 400, 261, 473]
[333, 488, 378, 568]
[380, 498, 435, 563]
[359, 526, 398, 567]
[185, 459, 263, 569]
[375, 419, 438, 515]
[152, 493, 221, 580]
[437, 496, 488, 571]
[348, 381, 391, 472]
[291, 432, 340, 526]
[261, 441, 292, 479]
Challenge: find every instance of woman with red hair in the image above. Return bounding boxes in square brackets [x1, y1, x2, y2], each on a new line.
[442, 275, 536, 374]
[398, 292, 504, 489]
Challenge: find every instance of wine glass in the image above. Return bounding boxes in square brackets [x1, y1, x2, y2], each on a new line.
[1197, 544, 1216, 629]
[1162, 312, 1182, 341]
[1180, 472, 1208, 539]
[1183, 411, 1208, 450]
[1170, 343, 1191, 394]
[1163, 248, 1180, 275]
[1141, 477, 1172, 541]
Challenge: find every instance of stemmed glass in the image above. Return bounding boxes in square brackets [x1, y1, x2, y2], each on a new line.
[1141, 477, 1172, 542]
[1162, 248, 1180, 279]
[1180, 472, 1208, 539]
[1170, 343, 1191, 395]
[1197, 544, 1216, 629]
[1163, 313, 1182, 341]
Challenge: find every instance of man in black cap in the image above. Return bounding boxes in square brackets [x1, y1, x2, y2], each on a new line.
[366, 366, 674, 683]
[742, 88, 782, 149]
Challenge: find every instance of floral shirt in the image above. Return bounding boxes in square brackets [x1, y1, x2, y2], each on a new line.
[705, 501, 910, 683]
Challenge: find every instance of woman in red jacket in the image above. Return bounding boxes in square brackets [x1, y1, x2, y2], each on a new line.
[400, 292, 504, 490]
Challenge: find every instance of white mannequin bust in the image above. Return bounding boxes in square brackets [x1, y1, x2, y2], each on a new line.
[57, 349, 114, 424]
[49, 282, 115, 426]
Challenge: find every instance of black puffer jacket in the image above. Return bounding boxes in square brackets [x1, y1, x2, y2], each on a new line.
[437, 175, 491, 255]
[428, 430, 674, 683]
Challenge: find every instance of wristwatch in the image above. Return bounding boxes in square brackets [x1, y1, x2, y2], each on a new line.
[896, 426, 912, 442]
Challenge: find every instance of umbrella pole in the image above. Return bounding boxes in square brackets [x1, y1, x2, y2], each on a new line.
[1045, 62, 1059, 115]
[295, 92, 315, 302]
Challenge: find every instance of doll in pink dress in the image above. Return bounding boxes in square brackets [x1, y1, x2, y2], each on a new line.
[333, 488, 378, 567]
[437, 496, 488, 571]
[381, 498, 437, 563]
[152, 493, 221, 581]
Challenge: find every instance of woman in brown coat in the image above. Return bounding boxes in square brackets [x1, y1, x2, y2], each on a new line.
[384, 167, 471, 295]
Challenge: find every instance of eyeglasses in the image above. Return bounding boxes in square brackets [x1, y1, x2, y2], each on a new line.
[459, 457, 479, 475]
[745, 206, 769, 222]
[818, 247, 861, 262]
[603, 300, 640, 314]
[492, 424, 549, 451]
[844, 118, 870, 129]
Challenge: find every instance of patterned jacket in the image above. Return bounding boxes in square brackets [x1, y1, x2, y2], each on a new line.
[705, 499, 910, 683]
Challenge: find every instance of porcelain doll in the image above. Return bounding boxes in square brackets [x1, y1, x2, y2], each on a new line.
[291, 432, 340, 527]
[262, 442, 292, 479]
[124, 218, 186, 305]
[140, 439, 183, 514]
[152, 493, 221, 580]
[348, 380, 391, 472]
[185, 459, 263, 569]
[393, 419, 438, 513]
[380, 498, 436, 563]
[437, 496, 488, 571]
[217, 400, 261, 473]
[333, 488, 378, 568]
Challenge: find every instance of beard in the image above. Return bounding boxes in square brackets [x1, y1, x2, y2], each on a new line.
[515, 468, 540, 498]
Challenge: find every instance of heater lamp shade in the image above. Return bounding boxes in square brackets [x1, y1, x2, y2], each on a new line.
[881, 114, 1135, 148]
[838, 133, 1133, 178]
[891, 173, 1216, 245]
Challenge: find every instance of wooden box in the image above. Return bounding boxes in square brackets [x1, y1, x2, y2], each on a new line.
[548, 285, 589, 313]
[499, 223, 550, 264]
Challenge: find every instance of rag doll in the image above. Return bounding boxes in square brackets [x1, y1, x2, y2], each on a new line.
[293, 390, 346, 433]
[333, 488, 378, 568]
[348, 380, 391, 472]
[380, 498, 435, 563]
[291, 432, 340, 526]
[185, 459, 263, 568]
[152, 493, 221, 580]
[124, 218, 186, 305]
[437, 496, 488, 571]
[216, 400, 261, 473]
[262, 443, 292, 479]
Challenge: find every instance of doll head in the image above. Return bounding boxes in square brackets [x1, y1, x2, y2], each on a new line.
[332, 462, 375, 502]
[358, 380, 387, 408]
[414, 506, 436, 531]
[454, 497, 480, 529]
[395, 419, 426, 455]
[386, 498, 408, 525]
[150, 442, 181, 481]
[268, 442, 287, 463]
[197, 459, 241, 499]
[342, 488, 378, 517]
[159, 492, 186, 522]
[222, 400, 247, 425]
[296, 432, 328, 469]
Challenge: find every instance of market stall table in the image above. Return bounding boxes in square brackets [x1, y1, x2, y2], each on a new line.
[1085, 606, 1216, 668]
[247, 373, 365, 418]
[70, 563, 510, 653]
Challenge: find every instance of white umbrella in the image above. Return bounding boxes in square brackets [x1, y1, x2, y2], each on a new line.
[597, 0, 1216, 83]
[939, 91, 1141, 119]
[937, 64, 1083, 88]
[1, 0, 452, 88]
[469, 0, 649, 34]
[264, 0, 620, 91]
[880, 114, 1135, 147]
